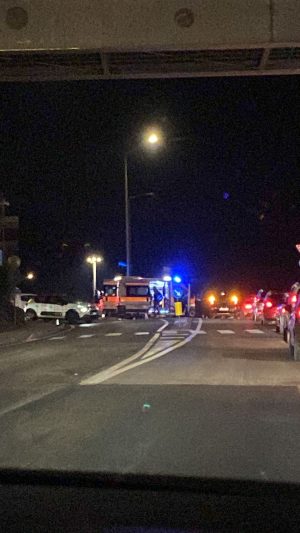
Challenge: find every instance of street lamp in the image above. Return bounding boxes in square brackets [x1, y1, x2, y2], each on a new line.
[26, 272, 35, 280]
[124, 127, 162, 276]
[86, 255, 102, 296]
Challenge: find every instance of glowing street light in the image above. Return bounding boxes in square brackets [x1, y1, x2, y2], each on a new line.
[86, 255, 103, 296]
[26, 272, 35, 280]
[124, 126, 163, 276]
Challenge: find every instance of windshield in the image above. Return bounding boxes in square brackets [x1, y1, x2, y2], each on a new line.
[2, 20, 300, 488]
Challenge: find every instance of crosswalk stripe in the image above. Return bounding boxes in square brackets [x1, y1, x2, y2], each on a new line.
[162, 335, 187, 341]
[105, 332, 122, 337]
[217, 330, 235, 334]
[135, 332, 150, 336]
[78, 334, 95, 339]
[49, 336, 66, 340]
[245, 329, 264, 334]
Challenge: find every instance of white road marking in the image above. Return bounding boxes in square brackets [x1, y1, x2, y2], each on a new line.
[160, 336, 187, 340]
[196, 330, 207, 334]
[25, 333, 38, 342]
[49, 336, 66, 340]
[157, 320, 169, 333]
[217, 330, 235, 334]
[245, 329, 264, 334]
[78, 334, 95, 339]
[135, 332, 150, 336]
[81, 332, 161, 385]
[162, 330, 179, 335]
[105, 332, 122, 337]
[81, 319, 203, 385]
[79, 323, 100, 328]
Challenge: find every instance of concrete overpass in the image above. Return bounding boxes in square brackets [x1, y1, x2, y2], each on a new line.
[1, 1, 300, 81]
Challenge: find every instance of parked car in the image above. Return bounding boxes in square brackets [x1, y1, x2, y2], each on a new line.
[261, 291, 287, 326]
[287, 293, 300, 360]
[14, 292, 37, 310]
[252, 289, 266, 322]
[25, 295, 99, 324]
[276, 283, 300, 341]
[241, 294, 256, 318]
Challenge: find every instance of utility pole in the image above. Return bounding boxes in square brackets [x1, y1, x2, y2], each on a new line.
[124, 153, 131, 276]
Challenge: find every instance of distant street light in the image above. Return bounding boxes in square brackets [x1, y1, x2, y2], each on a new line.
[124, 127, 163, 276]
[86, 255, 103, 296]
[26, 272, 35, 280]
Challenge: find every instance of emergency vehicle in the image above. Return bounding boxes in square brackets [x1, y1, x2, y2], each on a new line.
[102, 276, 150, 317]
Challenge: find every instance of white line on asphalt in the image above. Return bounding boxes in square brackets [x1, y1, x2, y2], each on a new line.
[81, 319, 203, 385]
[49, 336, 66, 340]
[135, 332, 150, 336]
[81, 332, 161, 385]
[162, 330, 178, 335]
[79, 323, 101, 328]
[78, 334, 95, 339]
[161, 335, 188, 341]
[245, 329, 264, 334]
[196, 330, 207, 334]
[157, 320, 169, 333]
[105, 332, 122, 337]
[217, 330, 235, 334]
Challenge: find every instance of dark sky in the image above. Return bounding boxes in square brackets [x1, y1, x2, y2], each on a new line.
[1, 75, 300, 295]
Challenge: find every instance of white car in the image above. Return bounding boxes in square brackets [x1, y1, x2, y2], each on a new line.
[14, 292, 37, 310]
[25, 295, 98, 324]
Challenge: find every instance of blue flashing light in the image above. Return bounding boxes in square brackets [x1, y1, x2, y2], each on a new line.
[173, 275, 182, 283]
[223, 192, 230, 200]
[118, 261, 127, 267]
[163, 275, 172, 282]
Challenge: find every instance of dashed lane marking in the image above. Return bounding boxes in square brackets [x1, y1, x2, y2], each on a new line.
[135, 332, 150, 336]
[79, 323, 102, 328]
[157, 335, 188, 342]
[49, 336, 66, 340]
[78, 334, 95, 339]
[105, 332, 122, 337]
[245, 329, 264, 334]
[217, 330, 235, 335]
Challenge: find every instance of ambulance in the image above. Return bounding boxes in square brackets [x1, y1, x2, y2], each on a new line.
[102, 276, 172, 318]
[102, 276, 151, 317]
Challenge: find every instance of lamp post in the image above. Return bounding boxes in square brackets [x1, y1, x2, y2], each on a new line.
[124, 128, 162, 276]
[86, 255, 102, 297]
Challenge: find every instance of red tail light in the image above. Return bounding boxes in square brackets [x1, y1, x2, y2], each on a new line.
[297, 309, 300, 319]
[292, 294, 297, 304]
[265, 301, 273, 308]
[244, 303, 252, 310]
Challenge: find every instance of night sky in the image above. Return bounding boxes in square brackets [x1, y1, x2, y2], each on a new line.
[1, 75, 300, 297]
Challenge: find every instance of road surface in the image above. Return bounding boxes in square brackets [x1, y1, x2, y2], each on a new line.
[1, 317, 300, 482]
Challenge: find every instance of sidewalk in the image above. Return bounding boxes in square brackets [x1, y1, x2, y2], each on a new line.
[0, 320, 70, 347]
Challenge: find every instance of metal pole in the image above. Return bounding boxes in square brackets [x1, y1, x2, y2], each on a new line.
[92, 260, 96, 296]
[187, 283, 191, 314]
[124, 153, 131, 276]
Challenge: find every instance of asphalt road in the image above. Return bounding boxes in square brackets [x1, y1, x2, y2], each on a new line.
[1, 317, 300, 483]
